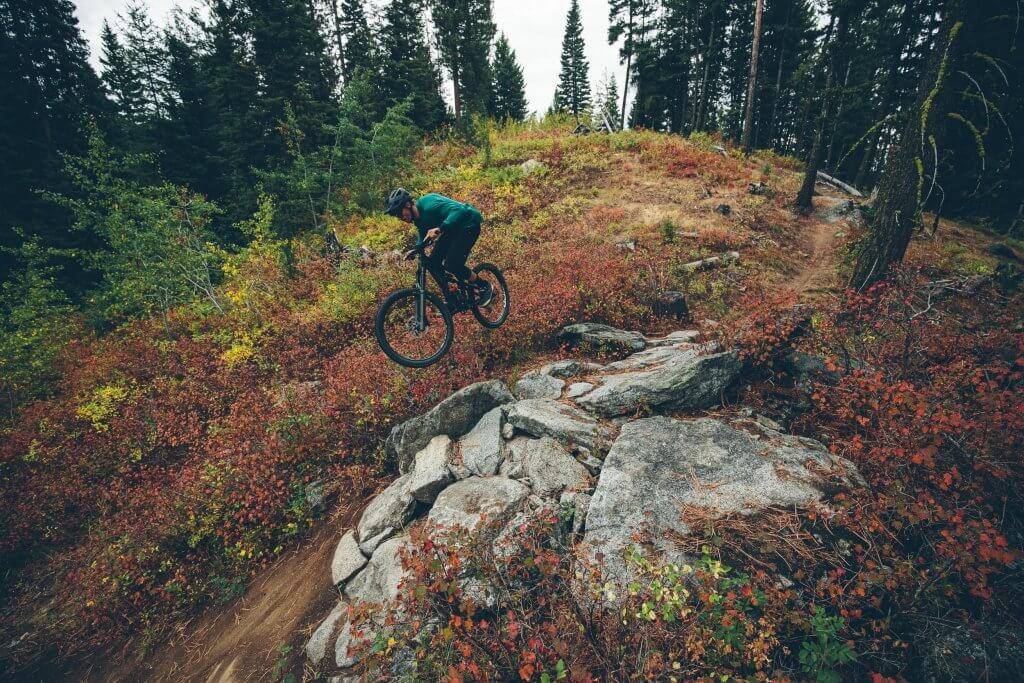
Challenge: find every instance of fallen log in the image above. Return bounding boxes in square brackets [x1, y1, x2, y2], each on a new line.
[681, 251, 740, 272]
[816, 171, 864, 198]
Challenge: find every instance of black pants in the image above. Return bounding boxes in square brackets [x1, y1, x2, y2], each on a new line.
[425, 220, 480, 281]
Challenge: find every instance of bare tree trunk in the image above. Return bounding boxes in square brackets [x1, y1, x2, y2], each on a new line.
[850, 0, 966, 290]
[741, 0, 765, 155]
[453, 62, 462, 126]
[620, 3, 635, 129]
[796, 2, 863, 213]
[330, 0, 346, 86]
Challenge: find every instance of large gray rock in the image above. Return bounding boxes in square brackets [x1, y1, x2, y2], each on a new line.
[306, 602, 345, 665]
[506, 398, 615, 452]
[575, 350, 741, 417]
[458, 407, 505, 476]
[356, 475, 416, 555]
[560, 323, 646, 352]
[345, 535, 413, 607]
[405, 435, 455, 503]
[514, 371, 565, 399]
[582, 417, 862, 590]
[426, 476, 529, 540]
[386, 380, 515, 473]
[501, 437, 590, 497]
[332, 530, 367, 585]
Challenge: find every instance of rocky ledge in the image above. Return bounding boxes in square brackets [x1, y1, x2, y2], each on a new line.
[306, 325, 865, 680]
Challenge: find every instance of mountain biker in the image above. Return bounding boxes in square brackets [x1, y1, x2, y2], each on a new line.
[385, 188, 492, 309]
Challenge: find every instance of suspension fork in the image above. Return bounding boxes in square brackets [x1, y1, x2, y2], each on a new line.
[416, 262, 427, 331]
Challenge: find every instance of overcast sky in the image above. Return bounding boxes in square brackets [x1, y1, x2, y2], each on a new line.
[72, 0, 626, 117]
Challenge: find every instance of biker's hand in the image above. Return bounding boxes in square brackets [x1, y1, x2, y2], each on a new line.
[425, 228, 441, 241]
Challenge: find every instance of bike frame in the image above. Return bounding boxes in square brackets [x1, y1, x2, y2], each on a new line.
[411, 241, 461, 331]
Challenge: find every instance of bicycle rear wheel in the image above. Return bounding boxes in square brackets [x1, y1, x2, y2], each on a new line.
[375, 288, 454, 368]
[470, 263, 510, 329]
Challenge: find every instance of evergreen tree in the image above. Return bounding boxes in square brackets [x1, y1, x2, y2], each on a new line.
[202, 0, 263, 225]
[245, 0, 338, 158]
[490, 34, 528, 122]
[99, 21, 146, 127]
[157, 12, 225, 202]
[554, 0, 591, 119]
[121, 1, 168, 119]
[608, 0, 653, 128]
[0, 0, 106, 289]
[430, 0, 496, 125]
[379, 0, 448, 131]
[336, 0, 377, 83]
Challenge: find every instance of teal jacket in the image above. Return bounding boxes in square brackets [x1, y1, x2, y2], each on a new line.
[413, 193, 482, 241]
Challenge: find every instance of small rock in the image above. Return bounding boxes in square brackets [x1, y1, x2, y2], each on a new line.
[501, 437, 590, 497]
[306, 602, 345, 664]
[652, 291, 691, 321]
[405, 435, 455, 503]
[427, 476, 530, 541]
[386, 380, 515, 474]
[540, 359, 604, 378]
[559, 322, 646, 352]
[514, 371, 565, 400]
[356, 474, 416, 555]
[332, 530, 367, 585]
[615, 240, 637, 252]
[501, 421, 515, 440]
[747, 181, 768, 195]
[520, 159, 547, 176]
[459, 407, 506, 475]
[507, 398, 616, 453]
[714, 203, 731, 215]
[754, 414, 784, 433]
[566, 382, 594, 399]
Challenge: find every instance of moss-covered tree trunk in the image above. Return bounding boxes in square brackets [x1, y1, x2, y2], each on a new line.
[849, 0, 965, 290]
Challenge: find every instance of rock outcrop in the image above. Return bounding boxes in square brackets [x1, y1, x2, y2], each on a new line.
[386, 380, 515, 473]
[306, 324, 866, 679]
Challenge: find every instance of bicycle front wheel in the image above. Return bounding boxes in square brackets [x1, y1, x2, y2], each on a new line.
[375, 288, 454, 368]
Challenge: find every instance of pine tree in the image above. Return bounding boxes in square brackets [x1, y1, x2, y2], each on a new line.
[245, 0, 337, 156]
[379, 0, 448, 131]
[554, 0, 591, 119]
[158, 13, 225, 202]
[490, 34, 528, 122]
[99, 21, 146, 127]
[202, 0, 263, 225]
[336, 0, 376, 83]
[608, 0, 653, 128]
[0, 0, 106, 288]
[121, 1, 168, 119]
[430, 0, 496, 125]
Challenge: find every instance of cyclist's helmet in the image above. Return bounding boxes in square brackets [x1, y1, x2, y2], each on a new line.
[386, 187, 412, 217]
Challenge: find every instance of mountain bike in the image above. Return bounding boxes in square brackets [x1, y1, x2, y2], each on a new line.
[374, 239, 510, 368]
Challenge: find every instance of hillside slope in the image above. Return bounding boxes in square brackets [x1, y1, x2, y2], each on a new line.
[3, 124, 1021, 681]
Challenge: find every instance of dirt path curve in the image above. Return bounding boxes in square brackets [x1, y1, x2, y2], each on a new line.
[89, 493, 374, 683]
[786, 196, 850, 297]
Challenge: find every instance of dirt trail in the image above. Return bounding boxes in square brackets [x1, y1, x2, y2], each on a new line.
[90, 495, 372, 683]
[787, 209, 845, 296]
